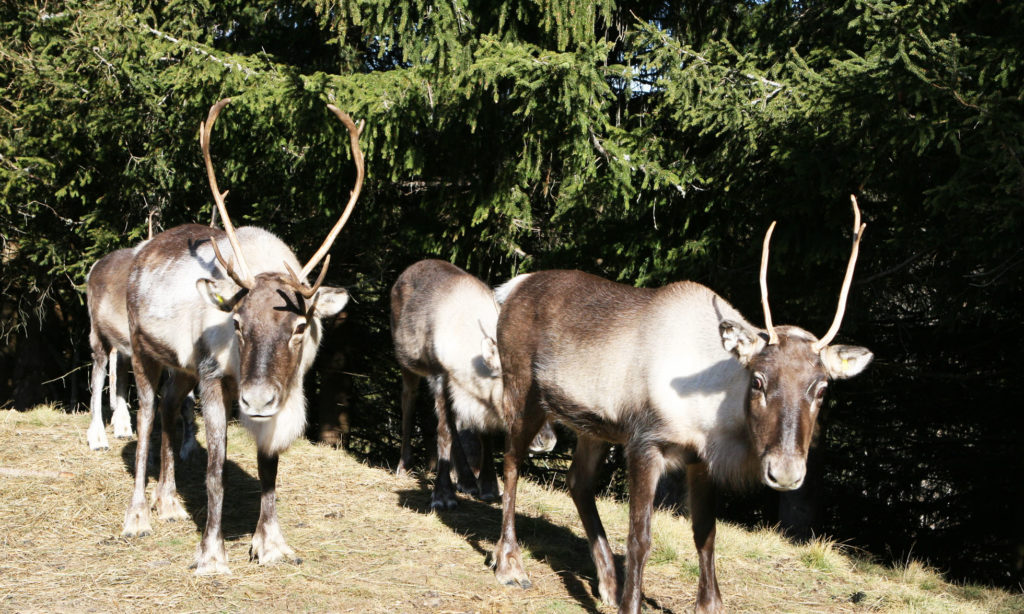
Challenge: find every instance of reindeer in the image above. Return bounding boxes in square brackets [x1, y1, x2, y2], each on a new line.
[86, 246, 143, 450]
[86, 222, 197, 457]
[490, 198, 873, 614]
[120, 98, 364, 574]
[390, 259, 556, 509]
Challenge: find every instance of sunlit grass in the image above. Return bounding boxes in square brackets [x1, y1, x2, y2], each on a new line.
[0, 405, 1020, 614]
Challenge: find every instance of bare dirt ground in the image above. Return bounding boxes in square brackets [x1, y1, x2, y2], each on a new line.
[1, 406, 1020, 613]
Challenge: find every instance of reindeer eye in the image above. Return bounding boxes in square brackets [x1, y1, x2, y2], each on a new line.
[751, 373, 766, 393]
[293, 321, 307, 336]
[232, 317, 241, 332]
[815, 383, 828, 400]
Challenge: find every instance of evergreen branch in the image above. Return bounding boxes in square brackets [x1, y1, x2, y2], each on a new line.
[964, 249, 1024, 288]
[136, 21, 257, 77]
[589, 128, 611, 164]
[856, 250, 934, 286]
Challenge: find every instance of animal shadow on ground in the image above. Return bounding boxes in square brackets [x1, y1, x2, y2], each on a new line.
[120, 434, 262, 542]
[397, 477, 675, 614]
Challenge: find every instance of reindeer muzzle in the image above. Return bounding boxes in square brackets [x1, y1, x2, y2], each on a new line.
[239, 384, 279, 419]
[762, 454, 806, 491]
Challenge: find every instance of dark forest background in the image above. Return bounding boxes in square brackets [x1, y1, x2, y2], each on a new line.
[2, 0, 1021, 590]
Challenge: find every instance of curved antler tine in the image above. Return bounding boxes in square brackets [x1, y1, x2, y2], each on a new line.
[300, 104, 366, 278]
[307, 254, 330, 296]
[282, 261, 309, 297]
[813, 195, 867, 352]
[283, 255, 330, 299]
[201, 97, 253, 287]
[209, 235, 252, 290]
[760, 221, 780, 345]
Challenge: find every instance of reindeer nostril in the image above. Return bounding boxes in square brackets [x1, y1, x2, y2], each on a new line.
[239, 389, 276, 413]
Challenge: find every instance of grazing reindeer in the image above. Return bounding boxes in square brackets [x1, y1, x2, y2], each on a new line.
[491, 198, 873, 614]
[391, 259, 555, 510]
[120, 98, 364, 574]
[86, 243, 199, 458]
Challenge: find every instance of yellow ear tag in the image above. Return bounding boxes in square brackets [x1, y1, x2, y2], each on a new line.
[841, 357, 849, 371]
[216, 294, 224, 304]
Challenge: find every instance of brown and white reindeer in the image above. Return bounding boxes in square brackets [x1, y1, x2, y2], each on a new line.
[86, 246, 145, 450]
[491, 198, 873, 614]
[86, 219, 198, 456]
[390, 259, 556, 509]
[120, 98, 364, 574]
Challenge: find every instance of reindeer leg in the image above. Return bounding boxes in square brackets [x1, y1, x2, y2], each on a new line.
[450, 417, 481, 498]
[179, 389, 199, 462]
[111, 350, 133, 439]
[568, 434, 616, 606]
[688, 461, 723, 614]
[396, 368, 419, 476]
[250, 450, 297, 565]
[193, 378, 231, 575]
[429, 374, 459, 510]
[492, 392, 546, 589]
[122, 351, 161, 538]
[475, 434, 500, 502]
[87, 335, 110, 451]
[152, 372, 195, 522]
[619, 444, 666, 614]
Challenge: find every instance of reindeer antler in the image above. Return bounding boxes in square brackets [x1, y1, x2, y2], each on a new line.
[200, 97, 254, 289]
[283, 256, 330, 300]
[760, 221, 780, 345]
[299, 104, 366, 279]
[812, 195, 867, 352]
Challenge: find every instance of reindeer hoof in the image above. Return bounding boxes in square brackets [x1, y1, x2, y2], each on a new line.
[456, 482, 480, 497]
[193, 559, 231, 575]
[87, 425, 110, 451]
[477, 485, 500, 502]
[193, 542, 230, 575]
[122, 506, 153, 538]
[430, 489, 458, 511]
[492, 541, 531, 589]
[250, 534, 296, 565]
[153, 495, 188, 522]
[250, 519, 297, 566]
[110, 407, 132, 438]
[499, 576, 532, 589]
[395, 459, 414, 477]
[429, 497, 458, 511]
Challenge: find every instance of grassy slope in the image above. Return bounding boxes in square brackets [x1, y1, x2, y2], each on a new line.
[0, 406, 1019, 613]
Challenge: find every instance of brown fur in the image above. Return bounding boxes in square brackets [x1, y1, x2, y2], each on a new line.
[492, 269, 872, 614]
[86, 248, 136, 449]
[391, 259, 555, 509]
[122, 224, 348, 574]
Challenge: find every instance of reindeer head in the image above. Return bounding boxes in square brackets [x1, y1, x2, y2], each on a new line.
[195, 98, 364, 420]
[720, 197, 873, 491]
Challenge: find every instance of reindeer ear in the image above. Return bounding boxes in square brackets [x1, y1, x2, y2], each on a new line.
[720, 320, 762, 366]
[480, 335, 501, 376]
[312, 286, 349, 318]
[820, 344, 873, 380]
[196, 278, 244, 312]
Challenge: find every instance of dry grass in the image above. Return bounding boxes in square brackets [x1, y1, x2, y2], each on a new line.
[1, 405, 1020, 613]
